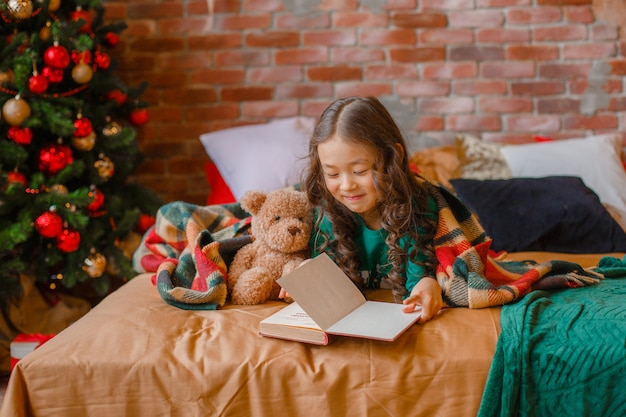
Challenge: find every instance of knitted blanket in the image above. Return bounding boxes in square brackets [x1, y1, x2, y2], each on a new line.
[133, 183, 606, 310]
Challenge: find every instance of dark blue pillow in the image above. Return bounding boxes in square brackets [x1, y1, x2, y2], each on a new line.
[449, 176, 626, 253]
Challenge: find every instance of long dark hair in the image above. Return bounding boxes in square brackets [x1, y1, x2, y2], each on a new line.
[304, 96, 437, 299]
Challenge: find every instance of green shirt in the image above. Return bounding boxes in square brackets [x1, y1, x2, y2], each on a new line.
[310, 197, 438, 295]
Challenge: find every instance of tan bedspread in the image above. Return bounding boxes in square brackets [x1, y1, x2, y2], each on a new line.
[0, 252, 618, 417]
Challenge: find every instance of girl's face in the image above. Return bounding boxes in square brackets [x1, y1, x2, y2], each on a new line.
[317, 134, 383, 229]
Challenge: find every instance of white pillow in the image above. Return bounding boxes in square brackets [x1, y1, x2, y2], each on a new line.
[199, 117, 316, 200]
[499, 133, 626, 222]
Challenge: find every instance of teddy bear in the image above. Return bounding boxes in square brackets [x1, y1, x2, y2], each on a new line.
[227, 188, 313, 305]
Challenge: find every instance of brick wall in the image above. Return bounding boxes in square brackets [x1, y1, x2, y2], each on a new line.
[104, 0, 626, 205]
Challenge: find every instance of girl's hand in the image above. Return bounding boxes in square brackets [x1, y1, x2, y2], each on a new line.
[402, 277, 443, 324]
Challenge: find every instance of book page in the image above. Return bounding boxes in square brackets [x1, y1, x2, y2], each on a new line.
[277, 253, 365, 330]
[260, 302, 321, 330]
[326, 301, 421, 341]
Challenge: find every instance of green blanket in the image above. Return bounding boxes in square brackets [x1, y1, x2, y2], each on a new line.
[478, 264, 626, 417]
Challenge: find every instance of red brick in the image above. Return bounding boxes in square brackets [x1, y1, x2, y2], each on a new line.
[479, 97, 533, 113]
[608, 59, 626, 75]
[130, 38, 185, 53]
[275, 48, 328, 65]
[415, 115, 444, 131]
[215, 50, 270, 66]
[124, 21, 155, 37]
[453, 80, 508, 95]
[333, 12, 389, 27]
[276, 13, 331, 29]
[158, 18, 216, 35]
[156, 52, 214, 71]
[161, 89, 218, 106]
[245, 32, 300, 47]
[537, 98, 580, 113]
[481, 61, 535, 78]
[219, 15, 271, 30]
[277, 83, 333, 99]
[448, 10, 504, 27]
[569, 78, 622, 94]
[395, 81, 450, 96]
[564, 5, 594, 23]
[184, 104, 240, 122]
[537, 0, 591, 5]
[220, 86, 274, 101]
[506, 45, 559, 60]
[420, 97, 474, 114]
[302, 30, 357, 46]
[190, 69, 246, 85]
[476, 0, 532, 6]
[446, 115, 502, 131]
[307, 66, 362, 81]
[364, 64, 419, 80]
[247, 66, 303, 83]
[331, 47, 386, 63]
[511, 81, 565, 95]
[390, 47, 446, 63]
[477, 28, 530, 43]
[563, 43, 617, 59]
[391, 12, 448, 28]
[241, 101, 300, 118]
[188, 34, 242, 50]
[335, 83, 393, 97]
[422, 62, 477, 79]
[538, 63, 592, 78]
[506, 115, 560, 132]
[450, 46, 504, 61]
[506, 7, 561, 24]
[127, 2, 183, 19]
[186, 0, 239, 14]
[533, 26, 587, 41]
[608, 97, 626, 111]
[102, 2, 126, 20]
[361, 29, 417, 45]
[592, 25, 619, 41]
[421, 0, 475, 9]
[419, 29, 474, 44]
[562, 114, 618, 130]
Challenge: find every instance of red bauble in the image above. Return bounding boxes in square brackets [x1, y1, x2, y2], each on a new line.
[73, 117, 93, 137]
[87, 187, 105, 212]
[28, 74, 48, 94]
[104, 32, 119, 46]
[35, 211, 64, 238]
[106, 89, 127, 105]
[56, 228, 81, 253]
[7, 126, 33, 145]
[43, 44, 70, 69]
[94, 51, 110, 70]
[69, 9, 93, 33]
[71, 50, 92, 65]
[6, 171, 27, 187]
[42, 66, 64, 83]
[129, 108, 149, 126]
[38, 143, 73, 176]
[136, 214, 156, 234]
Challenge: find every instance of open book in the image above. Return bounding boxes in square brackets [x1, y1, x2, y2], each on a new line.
[259, 253, 421, 345]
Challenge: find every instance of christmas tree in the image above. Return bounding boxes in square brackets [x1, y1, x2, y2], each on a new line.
[0, 0, 162, 305]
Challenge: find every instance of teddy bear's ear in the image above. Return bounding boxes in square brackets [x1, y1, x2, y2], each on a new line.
[240, 190, 268, 215]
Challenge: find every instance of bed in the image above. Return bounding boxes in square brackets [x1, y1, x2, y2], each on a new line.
[2, 123, 626, 417]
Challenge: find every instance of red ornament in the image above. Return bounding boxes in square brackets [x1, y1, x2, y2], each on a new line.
[94, 51, 110, 70]
[129, 108, 149, 126]
[56, 228, 81, 253]
[42, 66, 64, 83]
[38, 143, 73, 176]
[43, 44, 70, 69]
[69, 9, 93, 33]
[28, 74, 49, 94]
[106, 89, 127, 105]
[6, 171, 27, 187]
[71, 50, 92, 65]
[35, 211, 64, 238]
[87, 187, 105, 212]
[136, 214, 156, 234]
[7, 126, 33, 145]
[104, 32, 119, 46]
[73, 117, 93, 137]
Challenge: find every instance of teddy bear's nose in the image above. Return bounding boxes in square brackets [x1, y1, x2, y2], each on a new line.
[288, 226, 300, 236]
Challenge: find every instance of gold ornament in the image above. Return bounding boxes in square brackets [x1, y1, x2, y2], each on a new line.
[102, 120, 122, 136]
[2, 96, 31, 126]
[0, 70, 14, 85]
[94, 154, 114, 180]
[40, 21, 52, 41]
[6, 0, 33, 20]
[71, 131, 96, 151]
[48, 0, 61, 12]
[82, 251, 107, 278]
[71, 62, 93, 84]
[48, 184, 69, 195]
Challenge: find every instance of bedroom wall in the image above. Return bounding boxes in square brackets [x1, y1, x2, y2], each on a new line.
[103, 0, 626, 205]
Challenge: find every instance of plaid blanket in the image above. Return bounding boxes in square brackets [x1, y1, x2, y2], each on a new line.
[133, 183, 605, 310]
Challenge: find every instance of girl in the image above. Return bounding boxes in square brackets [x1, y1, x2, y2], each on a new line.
[302, 96, 443, 324]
